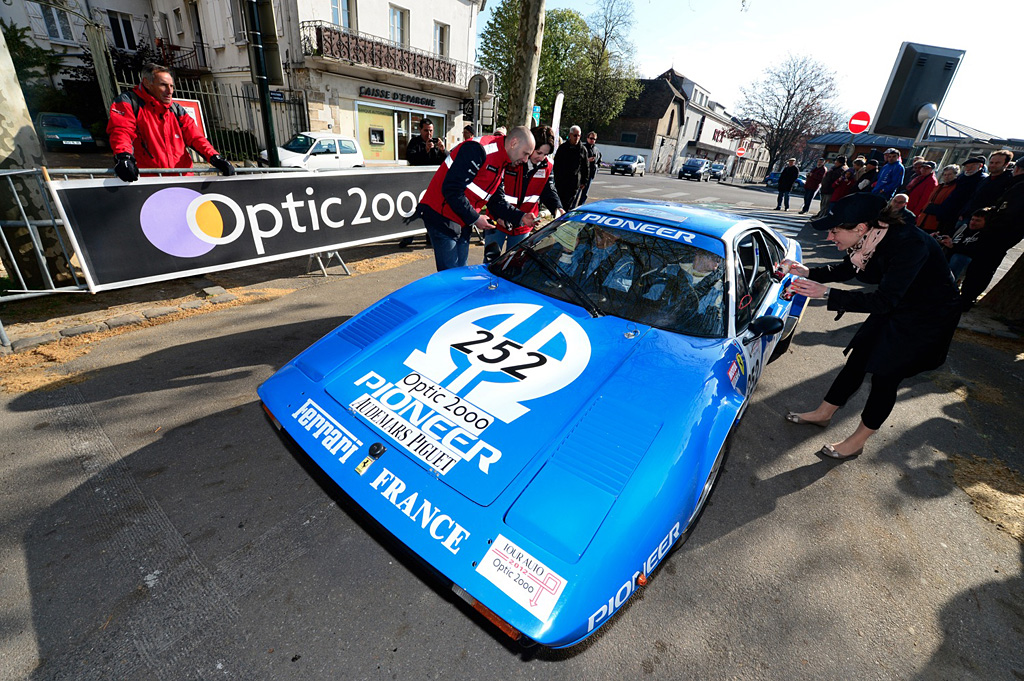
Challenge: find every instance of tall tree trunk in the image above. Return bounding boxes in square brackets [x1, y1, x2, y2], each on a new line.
[977, 253, 1024, 321]
[507, 0, 546, 128]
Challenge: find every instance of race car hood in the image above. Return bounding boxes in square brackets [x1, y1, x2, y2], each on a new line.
[290, 266, 722, 510]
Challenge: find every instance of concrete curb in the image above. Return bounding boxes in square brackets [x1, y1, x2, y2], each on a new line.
[3, 293, 231, 354]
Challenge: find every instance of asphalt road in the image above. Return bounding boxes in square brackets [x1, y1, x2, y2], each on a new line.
[1, 173, 1022, 680]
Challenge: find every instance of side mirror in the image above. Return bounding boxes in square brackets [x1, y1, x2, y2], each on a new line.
[743, 315, 784, 345]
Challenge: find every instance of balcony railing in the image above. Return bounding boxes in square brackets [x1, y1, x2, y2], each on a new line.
[299, 21, 494, 92]
[156, 38, 210, 75]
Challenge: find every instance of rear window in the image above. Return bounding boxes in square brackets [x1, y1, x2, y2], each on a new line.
[339, 140, 358, 154]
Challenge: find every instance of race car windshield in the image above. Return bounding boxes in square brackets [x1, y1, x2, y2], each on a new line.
[489, 220, 726, 338]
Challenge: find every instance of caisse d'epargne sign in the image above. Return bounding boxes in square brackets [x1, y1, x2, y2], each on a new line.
[49, 167, 432, 291]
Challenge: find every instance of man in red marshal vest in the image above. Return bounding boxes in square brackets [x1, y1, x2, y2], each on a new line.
[417, 125, 537, 270]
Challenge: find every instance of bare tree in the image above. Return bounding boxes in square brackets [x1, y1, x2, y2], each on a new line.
[737, 55, 844, 172]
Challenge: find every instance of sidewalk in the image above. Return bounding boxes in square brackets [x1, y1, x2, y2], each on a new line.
[0, 240, 436, 354]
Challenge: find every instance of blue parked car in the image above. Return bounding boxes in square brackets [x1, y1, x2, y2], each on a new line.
[258, 199, 806, 648]
[36, 112, 97, 151]
[764, 171, 807, 190]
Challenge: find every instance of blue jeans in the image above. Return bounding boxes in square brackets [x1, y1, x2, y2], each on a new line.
[776, 189, 791, 209]
[483, 229, 528, 263]
[422, 208, 472, 271]
[801, 187, 817, 212]
[949, 253, 971, 281]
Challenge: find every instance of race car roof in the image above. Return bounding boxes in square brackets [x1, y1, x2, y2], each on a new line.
[575, 199, 745, 241]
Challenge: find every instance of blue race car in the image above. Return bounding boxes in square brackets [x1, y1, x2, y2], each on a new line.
[258, 199, 805, 648]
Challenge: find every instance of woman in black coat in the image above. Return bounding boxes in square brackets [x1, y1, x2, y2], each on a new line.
[781, 193, 962, 459]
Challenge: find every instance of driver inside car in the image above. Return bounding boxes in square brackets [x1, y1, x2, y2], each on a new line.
[566, 227, 635, 293]
[681, 252, 724, 315]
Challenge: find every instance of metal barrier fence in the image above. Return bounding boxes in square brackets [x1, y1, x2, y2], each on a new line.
[0, 166, 302, 348]
[113, 68, 308, 164]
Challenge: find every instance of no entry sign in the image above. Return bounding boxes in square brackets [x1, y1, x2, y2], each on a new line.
[848, 111, 871, 134]
[736, 147, 746, 157]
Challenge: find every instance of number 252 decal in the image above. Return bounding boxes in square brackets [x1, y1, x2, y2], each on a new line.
[450, 329, 548, 379]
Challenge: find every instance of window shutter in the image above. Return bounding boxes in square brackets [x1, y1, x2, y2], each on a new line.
[26, 2, 47, 39]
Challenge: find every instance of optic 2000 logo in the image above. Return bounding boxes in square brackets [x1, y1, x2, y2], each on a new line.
[138, 185, 423, 257]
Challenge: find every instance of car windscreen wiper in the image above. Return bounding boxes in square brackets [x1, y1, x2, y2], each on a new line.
[520, 244, 604, 318]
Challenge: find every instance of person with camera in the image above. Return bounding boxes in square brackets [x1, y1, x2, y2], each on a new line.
[406, 118, 448, 166]
[107, 63, 234, 182]
[781, 193, 961, 460]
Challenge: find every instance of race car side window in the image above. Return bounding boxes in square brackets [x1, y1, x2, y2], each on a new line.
[760, 230, 785, 271]
[733, 257, 753, 331]
[733, 232, 773, 330]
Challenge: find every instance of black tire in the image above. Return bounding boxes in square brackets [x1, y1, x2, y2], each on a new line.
[673, 434, 732, 551]
[631, 169, 636, 176]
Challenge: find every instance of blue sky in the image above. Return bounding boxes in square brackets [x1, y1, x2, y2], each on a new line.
[476, 0, 1018, 139]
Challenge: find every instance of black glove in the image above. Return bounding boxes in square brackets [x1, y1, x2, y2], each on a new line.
[113, 152, 139, 183]
[209, 154, 235, 176]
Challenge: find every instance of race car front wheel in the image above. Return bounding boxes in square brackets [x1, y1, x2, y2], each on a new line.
[674, 434, 732, 551]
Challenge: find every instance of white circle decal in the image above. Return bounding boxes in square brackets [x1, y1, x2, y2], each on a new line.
[404, 303, 591, 423]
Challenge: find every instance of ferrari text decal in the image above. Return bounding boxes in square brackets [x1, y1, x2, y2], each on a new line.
[291, 398, 363, 461]
[350, 371, 502, 475]
[587, 522, 680, 632]
[476, 534, 566, 622]
[405, 303, 591, 424]
[369, 467, 471, 555]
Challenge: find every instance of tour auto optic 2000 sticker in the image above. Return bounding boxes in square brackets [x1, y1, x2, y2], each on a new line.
[348, 303, 592, 476]
[476, 534, 567, 622]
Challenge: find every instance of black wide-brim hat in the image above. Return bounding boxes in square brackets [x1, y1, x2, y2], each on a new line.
[809, 193, 888, 231]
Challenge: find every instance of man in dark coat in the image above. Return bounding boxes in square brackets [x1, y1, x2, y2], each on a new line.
[958, 150, 1015, 220]
[578, 131, 602, 205]
[959, 160, 1024, 310]
[553, 125, 590, 210]
[934, 156, 987, 229]
[401, 118, 448, 247]
[406, 117, 447, 166]
[775, 158, 800, 211]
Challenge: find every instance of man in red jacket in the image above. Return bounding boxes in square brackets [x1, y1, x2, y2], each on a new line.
[799, 158, 827, 214]
[107, 63, 234, 182]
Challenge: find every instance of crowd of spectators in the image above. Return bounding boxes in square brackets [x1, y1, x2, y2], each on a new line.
[808, 149, 1022, 311]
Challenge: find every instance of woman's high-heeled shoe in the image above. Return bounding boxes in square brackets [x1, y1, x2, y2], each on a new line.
[785, 412, 831, 428]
